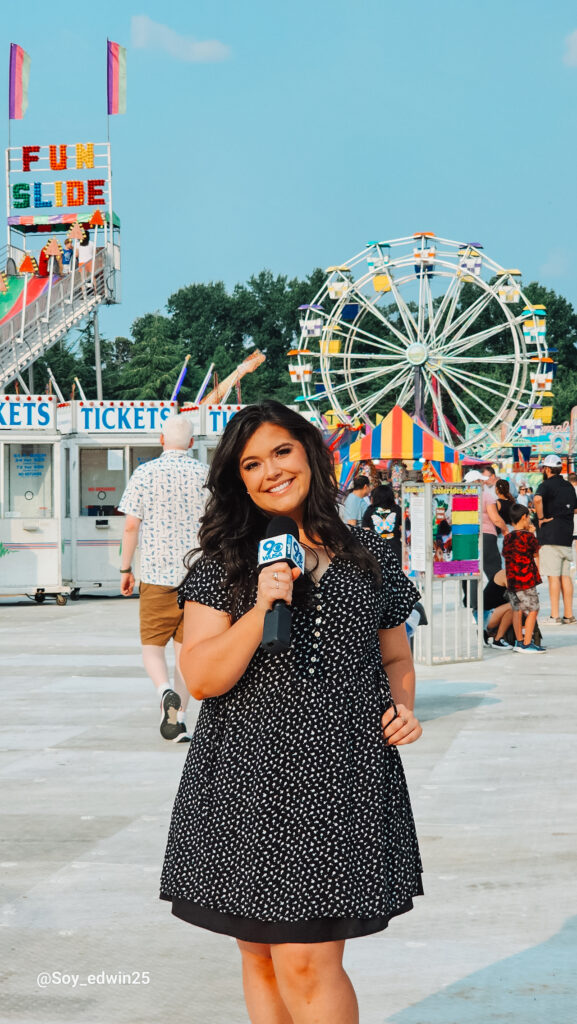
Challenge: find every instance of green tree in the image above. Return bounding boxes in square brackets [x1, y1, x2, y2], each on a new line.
[119, 313, 186, 400]
[166, 282, 246, 399]
[233, 268, 326, 403]
[34, 338, 82, 398]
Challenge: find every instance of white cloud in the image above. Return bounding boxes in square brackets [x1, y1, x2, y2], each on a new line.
[131, 15, 230, 63]
[563, 30, 577, 66]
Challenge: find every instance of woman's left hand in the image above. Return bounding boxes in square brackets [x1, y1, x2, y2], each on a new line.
[382, 703, 422, 746]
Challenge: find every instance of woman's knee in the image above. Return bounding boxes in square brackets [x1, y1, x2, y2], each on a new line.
[271, 941, 344, 995]
[237, 940, 275, 975]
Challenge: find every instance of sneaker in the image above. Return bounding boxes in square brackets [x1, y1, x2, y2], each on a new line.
[514, 641, 546, 654]
[160, 688, 182, 740]
[562, 616, 577, 625]
[543, 616, 563, 625]
[483, 629, 493, 646]
[171, 723, 192, 743]
[492, 637, 512, 649]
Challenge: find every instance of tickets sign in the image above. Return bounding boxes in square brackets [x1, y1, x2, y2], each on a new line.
[0, 395, 56, 430]
[76, 401, 176, 433]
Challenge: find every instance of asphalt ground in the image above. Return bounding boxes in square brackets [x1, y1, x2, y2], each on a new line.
[1, 588, 576, 1024]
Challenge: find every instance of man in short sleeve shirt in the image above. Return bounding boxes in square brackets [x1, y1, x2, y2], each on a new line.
[119, 415, 208, 742]
[534, 454, 577, 625]
[342, 475, 370, 527]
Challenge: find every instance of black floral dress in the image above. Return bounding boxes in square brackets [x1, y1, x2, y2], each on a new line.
[160, 529, 423, 942]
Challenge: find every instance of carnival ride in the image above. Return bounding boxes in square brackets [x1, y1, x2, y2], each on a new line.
[289, 233, 553, 453]
[200, 349, 266, 405]
[1, 139, 121, 392]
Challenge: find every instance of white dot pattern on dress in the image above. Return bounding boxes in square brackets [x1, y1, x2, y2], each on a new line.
[160, 528, 423, 924]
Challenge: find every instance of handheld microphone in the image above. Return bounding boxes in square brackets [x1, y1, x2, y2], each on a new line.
[258, 516, 305, 654]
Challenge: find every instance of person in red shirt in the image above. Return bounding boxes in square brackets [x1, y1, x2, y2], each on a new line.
[502, 504, 545, 654]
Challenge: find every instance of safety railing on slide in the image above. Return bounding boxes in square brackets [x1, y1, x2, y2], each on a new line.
[0, 247, 113, 390]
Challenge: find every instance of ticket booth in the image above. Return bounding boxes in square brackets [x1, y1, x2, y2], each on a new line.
[0, 394, 70, 603]
[61, 400, 178, 593]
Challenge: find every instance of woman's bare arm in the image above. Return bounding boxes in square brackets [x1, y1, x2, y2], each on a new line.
[379, 624, 422, 746]
[179, 562, 300, 700]
[179, 602, 266, 700]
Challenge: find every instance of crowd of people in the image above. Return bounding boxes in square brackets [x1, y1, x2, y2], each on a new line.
[463, 457, 577, 653]
[340, 456, 577, 656]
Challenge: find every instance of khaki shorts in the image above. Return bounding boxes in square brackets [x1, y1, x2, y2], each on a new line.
[539, 545, 574, 578]
[139, 582, 183, 645]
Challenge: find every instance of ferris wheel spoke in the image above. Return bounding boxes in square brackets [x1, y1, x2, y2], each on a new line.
[343, 286, 412, 349]
[435, 287, 495, 349]
[352, 367, 414, 418]
[439, 364, 509, 420]
[421, 374, 454, 445]
[320, 362, 407, 401]
[436, 320, 519, 358]
[427, 274, 461, 345]
[442, 353, 520, 365]
[439, 363, 515, 399]
[434, 374, 486, 437]
[416, 267, 427, 350]
[387, 279, 418, 344]
[320, 351, 411, 364]
[395, 373, 415, 408]
[424, 274, 437, 348]
[332, 320, 408, 357]
[338, 358, 410, 377]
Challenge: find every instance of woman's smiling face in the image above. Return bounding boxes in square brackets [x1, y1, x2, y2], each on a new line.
[239, 422, 312, 525]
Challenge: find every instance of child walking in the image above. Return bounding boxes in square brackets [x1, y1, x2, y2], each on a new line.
[502, 503, 545, 654]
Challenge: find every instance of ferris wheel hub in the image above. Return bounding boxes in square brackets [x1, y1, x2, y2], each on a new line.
[406, 342, 429, 366]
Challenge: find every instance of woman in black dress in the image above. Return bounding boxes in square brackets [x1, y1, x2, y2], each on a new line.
[160, 401, 423, 1023]
[361, 482, 403, 562]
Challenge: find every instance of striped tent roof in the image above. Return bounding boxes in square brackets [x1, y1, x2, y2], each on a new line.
[335, 405, 460, 464]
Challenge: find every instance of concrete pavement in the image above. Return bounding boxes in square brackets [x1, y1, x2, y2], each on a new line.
[1, 590, 576, 1023]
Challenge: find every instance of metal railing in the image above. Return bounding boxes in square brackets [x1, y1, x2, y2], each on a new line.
[0, 246, 117, 390]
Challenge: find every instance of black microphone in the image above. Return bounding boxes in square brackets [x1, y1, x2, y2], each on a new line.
[257, 516, 305, 654]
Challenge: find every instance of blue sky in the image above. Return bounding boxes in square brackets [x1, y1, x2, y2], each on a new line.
[3, 1, 577, 343]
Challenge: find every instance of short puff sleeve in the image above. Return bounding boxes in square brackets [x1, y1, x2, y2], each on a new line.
[177, 557, 232, 615]
[353, 528, 420, 630]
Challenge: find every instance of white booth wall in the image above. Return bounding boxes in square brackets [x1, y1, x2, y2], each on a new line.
[0, 395, 68, 599]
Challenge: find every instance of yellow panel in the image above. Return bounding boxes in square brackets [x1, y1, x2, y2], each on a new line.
[373, 274, 391, 293]
[320, 339, 342, 354]
[452, 511, 479, 525]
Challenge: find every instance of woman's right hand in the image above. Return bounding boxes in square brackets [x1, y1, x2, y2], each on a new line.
[255, 564, 301, 612]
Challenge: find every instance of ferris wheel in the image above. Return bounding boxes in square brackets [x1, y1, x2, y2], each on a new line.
[289, 233, 552, 452]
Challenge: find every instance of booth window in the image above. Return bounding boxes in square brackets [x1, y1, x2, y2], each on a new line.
[129, 446, 160, 474]
[79, 448, 125, 516]
[4, 443, 53, 518]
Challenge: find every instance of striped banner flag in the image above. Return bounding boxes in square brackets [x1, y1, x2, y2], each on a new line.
[107, 40, 126, 115]
[9, 43, 31, 119]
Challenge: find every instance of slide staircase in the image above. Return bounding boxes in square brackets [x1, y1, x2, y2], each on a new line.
[0, 246, 115, 390]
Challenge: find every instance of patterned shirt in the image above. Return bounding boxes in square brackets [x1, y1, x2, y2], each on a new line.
[503, 529, 541, 592]
[118, 450, 209, 586]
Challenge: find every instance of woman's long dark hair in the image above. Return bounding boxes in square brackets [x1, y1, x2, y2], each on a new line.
[186, 401, 380, 613]
[496, 478, 513, 501]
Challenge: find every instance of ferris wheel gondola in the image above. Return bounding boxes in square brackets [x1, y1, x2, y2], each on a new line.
[289, 233, 551, 452]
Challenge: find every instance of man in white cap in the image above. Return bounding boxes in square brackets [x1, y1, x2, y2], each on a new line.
[463, 469, 508, 605]
[118, 415, 208, 742]
[533, 454, 577, 625]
